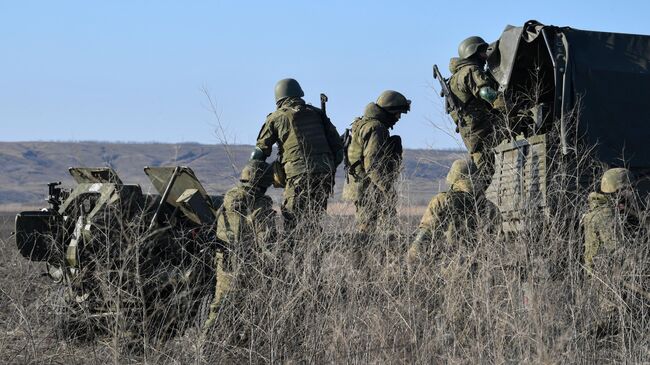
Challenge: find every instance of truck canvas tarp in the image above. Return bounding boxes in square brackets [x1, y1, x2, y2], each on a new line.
[482, 20, 650, 232]
[488, 20, 650, 167]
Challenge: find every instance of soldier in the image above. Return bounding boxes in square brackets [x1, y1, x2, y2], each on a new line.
[582, 168, 640, 272]
[406, 159, 501, 342]
[203, 160, 277, 332]
[407, 158, 500, 263]
[252, 78, 343, 235]
[581, 168, 647, 336]
[449, 36, 503, 184]
[346, 90, 410, 236]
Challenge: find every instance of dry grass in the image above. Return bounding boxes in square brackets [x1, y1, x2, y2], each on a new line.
[1, 177, 649, 364]
[1, 81, 648, 363]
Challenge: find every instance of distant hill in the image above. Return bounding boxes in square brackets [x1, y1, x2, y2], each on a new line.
[0, 141, 464, 210]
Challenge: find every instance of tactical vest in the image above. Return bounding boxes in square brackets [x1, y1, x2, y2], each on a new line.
[450, 64, 476, 105]
[279, 104, 333, 175]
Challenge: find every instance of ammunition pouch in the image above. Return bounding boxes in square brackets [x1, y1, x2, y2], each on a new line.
[272, 160, 286, 188]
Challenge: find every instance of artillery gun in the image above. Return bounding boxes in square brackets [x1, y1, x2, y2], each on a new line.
[14, 166, 222, 340]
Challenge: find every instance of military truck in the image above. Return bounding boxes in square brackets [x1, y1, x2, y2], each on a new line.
[14, 166, 222, 340]
[479, 20, 650, 233]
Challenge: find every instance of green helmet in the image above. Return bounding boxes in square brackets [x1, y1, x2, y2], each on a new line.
[458, 36, 488, 59]
[446, 158, 478, 186]
[240, 160, 273, 188]
[600, 167, 634, 194]
[274, 78, 304, 102]
[376, 90, 411, 114]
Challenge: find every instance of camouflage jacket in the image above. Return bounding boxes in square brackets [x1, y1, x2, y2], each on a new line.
[409, 180, 501, 259]
[216, 184, 277, 254]
[256, 97, 343, 179]
[449, 58, 499, 152]
[581, 192, 650, 312]
[347, 102, 401, 192]
[581, 192, 641, 273]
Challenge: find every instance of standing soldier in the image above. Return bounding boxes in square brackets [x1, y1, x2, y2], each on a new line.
[449, 36, 502, 184]
[252, 78, 343, 235]
[203, 160, 277, 333]
[407, 158, 500, 263]
[345, 90, 410, 236]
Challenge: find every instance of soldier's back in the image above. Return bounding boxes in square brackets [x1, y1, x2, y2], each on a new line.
[269, 101, 333, 177]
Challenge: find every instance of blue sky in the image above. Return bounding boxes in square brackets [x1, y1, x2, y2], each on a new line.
[2, 1, 649, 149]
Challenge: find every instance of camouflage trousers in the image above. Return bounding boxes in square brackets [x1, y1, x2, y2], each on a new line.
[354, 179, 397, 235]
[203, 251, 233, 332]
[471, 151, 494, 184]
[458, 118, 498, 186]
[282, 172, 332, 236]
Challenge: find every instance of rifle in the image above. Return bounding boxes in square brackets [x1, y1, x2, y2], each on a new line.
[433, 65, 463, 129]
[320, 93, 328, 116]
[320, 92, 336, 193]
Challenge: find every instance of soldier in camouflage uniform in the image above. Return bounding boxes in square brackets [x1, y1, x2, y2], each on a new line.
[252, 78, 343, 235]
[581, 168, 647, 334]
[203, 160, 277, 332]
[346, 90, 410, 235]
[407, 158, 501, 263]
[406, 159, 501, 341]
[449, 36, 503, 184]
[582, 168, 640, 272]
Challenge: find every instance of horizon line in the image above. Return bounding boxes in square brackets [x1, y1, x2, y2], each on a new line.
[0, 139, 465, 152]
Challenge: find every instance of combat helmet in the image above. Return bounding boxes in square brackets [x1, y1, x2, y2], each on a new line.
[274, 78, 305, 102]
[600, 167, 634, 194]
[240, 160, 274, 189]
[446, 158, 478, 187]
[376, 90, 411, 114]
[458, 36, 488, 59]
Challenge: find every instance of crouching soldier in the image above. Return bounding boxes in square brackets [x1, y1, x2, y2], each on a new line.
[581, 168, 648, 336]
[203, 160, 277, 332]
[406, 159, 501, 342]
[407, 158, 501, 264]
